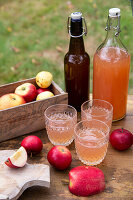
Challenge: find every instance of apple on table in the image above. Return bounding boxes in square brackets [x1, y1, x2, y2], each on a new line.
[47, 146, 72, 170]
[110, 128, 133, 150]
[21, 135, 43, 155]
[69, 166, 105, 197]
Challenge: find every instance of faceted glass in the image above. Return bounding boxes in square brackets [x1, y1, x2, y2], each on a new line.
[81, 99, 113, 130]
[45, 104, 77, 146]
[74, 119, 110, 165]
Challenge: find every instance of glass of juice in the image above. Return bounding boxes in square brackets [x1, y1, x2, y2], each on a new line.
[45, 104, 77, 146]
[74, 119, 110, 165]
[81, 99, 113, 129]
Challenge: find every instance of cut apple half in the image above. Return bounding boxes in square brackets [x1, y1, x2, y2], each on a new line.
[5, 146, 27, 168]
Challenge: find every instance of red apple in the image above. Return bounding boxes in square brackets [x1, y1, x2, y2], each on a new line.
[5, 147, 27, 168]
[47, 146, 72, 170]
[15, 83, 37, 102]
[21, 135, 43, 154]
[37, 88, 50, 95]
[110, 128, 133, 151]
[69, 166, 105, 197]
[0, 93, 26, 110]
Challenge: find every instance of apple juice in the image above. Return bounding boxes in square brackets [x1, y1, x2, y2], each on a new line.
[75, 129, 108, 165]
[46, 113, 75, 146]
[93, 47, 130, 121]
[82, 106, 112, 129]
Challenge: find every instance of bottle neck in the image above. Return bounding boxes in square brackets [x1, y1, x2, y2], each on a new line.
[97, 14, 128, 53]
[69, 18, 85, 54]
[106, 16, 120, 36]
[69, 36, 85, 54]
[98, 15, 124, 50]
[70, 18, 83, 36]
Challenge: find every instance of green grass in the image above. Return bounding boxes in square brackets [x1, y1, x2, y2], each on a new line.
[0, 0, 133, 93]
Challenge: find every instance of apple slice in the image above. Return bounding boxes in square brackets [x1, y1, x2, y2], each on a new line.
[5, 147, 27, 168]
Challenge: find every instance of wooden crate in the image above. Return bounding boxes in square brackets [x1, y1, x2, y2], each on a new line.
[0, 78, 68, 142]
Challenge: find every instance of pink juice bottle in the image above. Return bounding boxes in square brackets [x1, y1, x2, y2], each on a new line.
[93, 8, 130, 121]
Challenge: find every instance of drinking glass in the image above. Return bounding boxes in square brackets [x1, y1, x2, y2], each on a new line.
[81, 99, 113, 129]
[45, 104, 77, 146]
[74, 119, 110, 165]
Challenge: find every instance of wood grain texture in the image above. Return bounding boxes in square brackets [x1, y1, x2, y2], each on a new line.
[0, 96, 133, 200]
[0, 79, 68, 142]
[0, 150, 50, 200]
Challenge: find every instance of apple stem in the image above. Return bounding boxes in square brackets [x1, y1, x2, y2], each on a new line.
[30, 152, 33, 158]
[122, 128, 123, 133]
[61, 179, 69, 185]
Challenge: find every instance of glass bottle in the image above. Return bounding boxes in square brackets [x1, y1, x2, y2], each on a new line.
[64, 12, 90, 112]
[93, 8, 130, 121]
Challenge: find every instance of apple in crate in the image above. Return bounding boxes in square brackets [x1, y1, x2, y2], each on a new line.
[36, 71, 53, 88]
[36, 88, 50, 95]
[0, 93, 26, 110]
[5, 147, 27, 168]
[36, 91, 54, 100]
[15, 83, 37, 102]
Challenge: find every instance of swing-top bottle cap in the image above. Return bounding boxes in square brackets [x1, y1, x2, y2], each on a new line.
[109, 8, 120, 17]
[71, 12, 82, 20]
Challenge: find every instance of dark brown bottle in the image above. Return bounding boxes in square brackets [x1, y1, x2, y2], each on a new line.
[64, 12, 90, 111]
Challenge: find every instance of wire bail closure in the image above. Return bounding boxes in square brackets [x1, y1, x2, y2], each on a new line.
[67, 16, 87, 38]
[105, 15, 121, 37]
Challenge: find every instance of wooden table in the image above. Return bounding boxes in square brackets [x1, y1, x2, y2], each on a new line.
[0, 96, 133, 200]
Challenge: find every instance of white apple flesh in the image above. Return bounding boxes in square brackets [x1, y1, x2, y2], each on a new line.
[5, 147, 27, 168]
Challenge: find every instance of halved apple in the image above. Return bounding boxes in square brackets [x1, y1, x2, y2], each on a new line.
[5, 146, 27, 168]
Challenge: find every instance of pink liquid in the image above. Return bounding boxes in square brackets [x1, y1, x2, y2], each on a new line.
[93, 47, 130, 121]
[46, 113, 75, 145]
[75, 128, 108, 165]
[82, 106, 112, 129]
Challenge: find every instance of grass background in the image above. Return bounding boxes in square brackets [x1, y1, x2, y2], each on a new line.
[0, 0, 133, 93]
